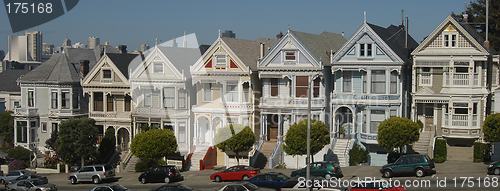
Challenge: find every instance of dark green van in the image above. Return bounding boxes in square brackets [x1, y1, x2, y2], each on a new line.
[380, 154, 435, 178]
[290, 161, 343, 179]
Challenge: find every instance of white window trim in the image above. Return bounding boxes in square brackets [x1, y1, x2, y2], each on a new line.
[283, 50, 297, 62]
[50, 90, 58, 109]
[358, 42, 374, 58]
[214, 54, 227, 68]
[443, 32, 458, 48]
[225, 81, 239, 103]
[342, 71, 352, 93]
[270, 78, 279, 98]
[153, 62, 164, 74]
[61, 90, 71, 109]
[27, 89, 35, 108]
[202, 83, 213, 102]
[242, 83, 251, 103]
[163, 87, 176, 108]
[420, 67, 432, 86]
[102, 68, 113, 79]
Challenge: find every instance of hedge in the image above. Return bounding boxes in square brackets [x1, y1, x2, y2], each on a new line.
[434, 139, 447, 163]
[349, 143, 369, 166]
[473, 142, 491, 163]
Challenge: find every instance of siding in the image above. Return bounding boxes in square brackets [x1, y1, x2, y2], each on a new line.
[353, 71, 362, 94]
[430, 68, 443, 93]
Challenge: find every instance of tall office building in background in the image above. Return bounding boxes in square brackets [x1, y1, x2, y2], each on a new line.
[141, 44, 149, 52]
[88, 37, 100, 49]
[25, 31, 42, 62]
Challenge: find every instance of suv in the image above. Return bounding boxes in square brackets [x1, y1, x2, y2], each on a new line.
[138, 165, 183, 184]
[291, 161, 343, 179]
[380, 154, 435, 178]
[68, 164, 115, 184]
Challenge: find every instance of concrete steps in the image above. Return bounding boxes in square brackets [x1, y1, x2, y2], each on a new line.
[411, 131, 432, 155]
[188, 146, 210, 171]
[252, 140, 276, 169]
[124, 155, 139, 172]
[333, 139, 352, 167]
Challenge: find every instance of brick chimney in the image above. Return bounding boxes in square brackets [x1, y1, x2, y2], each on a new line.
[463, 13, 469, 22]
[276, 31, 283, 39]
[260, 43, 265, 60]
[80, 60, 90, 76]
[484, 41, 490, 50]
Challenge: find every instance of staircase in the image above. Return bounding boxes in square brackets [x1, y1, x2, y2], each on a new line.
[123, 155, 139, 172]
[411, 131, 432, 156]
[333, 139, 352, 167]
[252, 140, 276, 169]
[187, 146, 210, 171]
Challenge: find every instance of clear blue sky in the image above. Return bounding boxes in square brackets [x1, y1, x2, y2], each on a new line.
[0, 0, 468, 53]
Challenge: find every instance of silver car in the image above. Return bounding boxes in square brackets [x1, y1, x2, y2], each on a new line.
[0, 170, 34, 185]
[5, 179, 57, 191]
[68, 165, 115, 184]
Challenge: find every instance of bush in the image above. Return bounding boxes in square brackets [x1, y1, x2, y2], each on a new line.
[135, 158, 158, 172]
[417, 120, 424, 130]
[434, 139, 447, 163]
[8, 159, 25, 172]
[7, 146, 30, 161]
[387, 151, 402, 164]
[44, 155, 60, 169]
[473, 142, 491, 162]
[349, 143, 369, 166]
[434, 157, 445, 163]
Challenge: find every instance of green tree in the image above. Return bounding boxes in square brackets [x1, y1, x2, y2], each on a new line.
[349, 143, 369, 166]
[214, 124, 256, 165]
[483, 113, 500, 142]
[130, 129, 177, 164]
[452, 0, 500, 51]
[377, 117, 420, 153]
[98, 128, 116, 163]
[56, 118, 99, 167]
[45, 130, 58, 152]
[0, 111, 14, 149]
[283, 119, 330, 162]
[7, 145, 30, 161]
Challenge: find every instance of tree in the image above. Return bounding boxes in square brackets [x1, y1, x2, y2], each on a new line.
[45, 130, 58, 152]
[377, 117, 420, 153]
[452, 0, 500, 51]
[98, 128, 116, 163]
[483, 113, 500, 142]
[283, 119, 330, 162]
[214, 124, 256, 165]
[130, 129, 177, 164]
[349, 143, 369, 166]
[0, 111, 14, 149]
[56, 118, 99, 167]
[7, 145, 30, 161]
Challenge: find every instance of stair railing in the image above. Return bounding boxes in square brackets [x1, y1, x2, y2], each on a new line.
[119, 151, 132, 172]
[200, 146, 217, 170]
[182, 145, 196, 171]
[250, 139, 264, 167]
[268, 141, 282, 169]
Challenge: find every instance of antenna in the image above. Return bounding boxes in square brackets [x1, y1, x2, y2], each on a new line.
[218, 30, 221, 38]
[183, 31, 187, 48]
[401, 10, 404, 26]
[364, 11, 367, 23]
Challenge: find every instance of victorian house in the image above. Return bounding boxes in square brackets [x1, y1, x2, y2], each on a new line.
[190, 36, 276, 168]
[81, 49, 138, 153]
[257, 30, 345, 169]
[330, 19, 418, 166]
[13, 48, 96, 154]
[411, 15, 498, 161]
[130, 44, 200, 160]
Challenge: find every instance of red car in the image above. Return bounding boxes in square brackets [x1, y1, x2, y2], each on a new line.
[351, 180, 406, 191]
[210, 165, 260, 182]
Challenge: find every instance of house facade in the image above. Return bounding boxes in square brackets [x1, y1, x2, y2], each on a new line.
[411, 16, 499, 161]
[0, 70, 29, 113]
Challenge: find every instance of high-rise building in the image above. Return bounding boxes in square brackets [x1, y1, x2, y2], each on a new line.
[42, 43, 54, 55]
[221, 30, 236, 38]
[141, 44, 149, 52]
[88, 37, 100, 49]
[63, 38, 72, 50]
[25, 31, 42, 62]
[0, 50, 4, 61]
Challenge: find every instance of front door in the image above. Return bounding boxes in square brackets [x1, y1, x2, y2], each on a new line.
[267, 114, 278, 140]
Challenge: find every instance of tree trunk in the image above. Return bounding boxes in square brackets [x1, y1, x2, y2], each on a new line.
[81, 157, 84, 168]
[235, 152, 240, 165]
[311, 154, 314, 163]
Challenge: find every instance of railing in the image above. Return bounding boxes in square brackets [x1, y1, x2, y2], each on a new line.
[268, 141, 282, 169]
[200, 146, 217, 171]
[453, 74, 469, 86]
[14, 108, 38, 117]
[451, 114, 468, 126]
[182, 145, 196, 171]
[90, 113, 131, 118]
[249, 139, 264, 167]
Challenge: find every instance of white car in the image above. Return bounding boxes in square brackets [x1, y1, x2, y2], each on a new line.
[216, 182, 275, 191]
[0, 170, 34, 185]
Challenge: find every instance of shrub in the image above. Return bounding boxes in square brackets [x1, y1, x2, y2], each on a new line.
[7, 146, 30, 161]
[434, 139, 447, 163]
[8, 159, 25, 172]
[387, 151, 401, 164]
[473, 142, 491, 162]
[274, 162, 287, 169]
[135, 158, 157, 172]
[44, 155, 60, 169]
[349, 143, 369, 166]
[417, 120, 424, 130]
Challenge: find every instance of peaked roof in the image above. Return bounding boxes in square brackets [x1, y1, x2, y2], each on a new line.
[222, 37, 278, 71]
[18, 48, 97, 84]
[458, 20, 497, 54]
[367, 23, 418, 62]
[0, 70, 30, 92]
[290, 30, 346, 61]
[156, 46, 201, 77]
[105, 53, 139, 79]
[94, 45, 122, 61]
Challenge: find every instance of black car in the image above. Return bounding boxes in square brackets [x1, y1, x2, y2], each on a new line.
[138, 165, 183, 184]
[487, 161, 500, 175]
[380, 154, 435, 178]
[151, 184, 193, 191]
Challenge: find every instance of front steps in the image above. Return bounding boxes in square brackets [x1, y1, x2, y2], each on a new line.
[252, 140, 276, 169]
[333, 139, 352, 167]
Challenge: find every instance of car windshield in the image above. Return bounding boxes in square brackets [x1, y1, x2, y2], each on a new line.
[104, 165, 113, 171]
[178, 185, 193, 191]
[110, 184, 128, 191]
[243, 183, 259, 191]
[277, 173, 290, 180]
[30, 179, 45, 186]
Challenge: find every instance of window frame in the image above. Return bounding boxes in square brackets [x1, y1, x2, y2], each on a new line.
[153, 62, 164, 73]
[41, 122, 47, 133]
[61, 91, 70, 109]
[242, 83, 250, 103]
[102, 69, 112, 79]
[214, 54, 227, 67]
[202, 83, 213, 102]
[124, 95, 131, 112]
[284, 51, 296, 61]
[93, 92, 104, 111]
[178, 89, 186, 108]
[178, 122, 186, 143]
[390, 71, 398, 94]
[295, 76, 309, 98]
[72, 90, 79, 109]
[420, 67, 432, 86]
[163, 87, 176, 108]
[342, 71, 352, 93]
[371, 70, 386, 94]
[27, 89, 35, 107]
[270, 78, 279, 97]
[51, 91, 58, 109]
[106, 95, 114, 112]
[225, 81, 239, 103]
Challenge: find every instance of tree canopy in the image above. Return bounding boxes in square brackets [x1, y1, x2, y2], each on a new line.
[283, 119, 330, 162]
[98, 127, 116, 163]
[130, 129, 178, 161]
[56, 118, 99, 166]
[214, 124, 256, 165]
[377, 117, 420, 152]
[0, 111, 14, 149]
[483, 113, 500, 142]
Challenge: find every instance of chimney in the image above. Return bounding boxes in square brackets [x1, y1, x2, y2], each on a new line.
[463, 2, 469, 22]
[484, 41, 490, 49]
[118, 45, 127, 54]
[276, 31, 283, 39]
[260, 43, 265, 60]
[80, 60, 90, 76]
[342, 32, 344, 37]
[105, 42, 109, 45]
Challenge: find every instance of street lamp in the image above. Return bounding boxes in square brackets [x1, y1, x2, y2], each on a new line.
[306, 74, 319, 185]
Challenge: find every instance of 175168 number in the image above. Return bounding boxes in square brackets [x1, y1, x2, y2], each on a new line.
[6, 3, 53, 14]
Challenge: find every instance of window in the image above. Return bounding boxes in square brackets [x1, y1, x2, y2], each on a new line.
[14, 101, 20, 108]
[163, 122, 174, 131]
[203, 83, 212, 102]
[51, 91, 58, 109]
[227, 117, 239, 124]
[444, 35, 449, 47]
[125, 95, 131, 111]
[144, 93, 151, 107]
[215, 55, 226, 67]
[390, 110, 397, 117]
[343, 71, 352, 92]
[178, 89, 186, 108]
[62, 91, 70, 109]
[362, 71, 367, 93]
[285, 51, 296, 61]
[362, 111, 367, 133]
[51, 122, 58, 133]
[107, 95, 113, 111]
[242, 83, 250, 102]
[153, 63, 163, 73]
[313, 78, 320, 98]
[94, 92, 103, 111]
[295, 76, 308, 97]
[103, 70, 112, 79]
[226, 82, 239, 102]
[16, 121, 27, 143]
[371, 70, 386, 94]
[367, 44, 372, 56]
[390, 71, 398, 94]
[270, 78, 279, 97]
[72, 90, 79, 109]
[242, 117, 250, 127]
[360, 44, 365, 56]
[164, 87, 175, 108]
[178, 122, 186, 143]
[370, 110, 385, 133]
[453, 103, 468, 114]
[28, 90, 34, 107]
[451, 35, 457, 47]
[420, 67, 431, 85]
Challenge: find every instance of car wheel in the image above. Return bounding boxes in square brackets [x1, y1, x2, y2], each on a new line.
[214, 176, 222, 182]
[141, 177, 147, 184]
[0, 179, 4, 184]
[164, 177, 170, 183]
[415, 168, 425, 177]
[383, 170, 393, 178]
[242, 175, 249, 180]
[92, 176, 101, 184]
[324, 173, 332, 179]
[70, 177, 78, 184]
[494, 168, 500, 175]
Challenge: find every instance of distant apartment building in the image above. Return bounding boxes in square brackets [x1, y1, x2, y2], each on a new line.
[141, 44, 149, 53]
[25, 31, 42, 62]
[88, 37, 100, 49]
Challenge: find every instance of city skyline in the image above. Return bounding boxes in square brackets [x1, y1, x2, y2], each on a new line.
[0, 0, 467, 53]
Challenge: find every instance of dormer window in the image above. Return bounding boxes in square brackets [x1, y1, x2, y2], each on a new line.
[153, 63, 163, 73]
[285, 51, 296, 61]
[215, 54, 227, 67]
[359, 43, 373, 57]
[103, 70, 112, 79]
[443, 25, 458, 48]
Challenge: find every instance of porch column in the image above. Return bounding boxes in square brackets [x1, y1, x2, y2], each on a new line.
[468, 102, 473, 129]
[277, 114, 282, 142]
[433, 104, 438, 128]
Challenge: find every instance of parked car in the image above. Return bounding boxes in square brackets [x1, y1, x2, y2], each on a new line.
[138, 165, 183, 184]
[215, 182, 274, 191]
[350, 179, 405, 191]
[0, 170, 34, 185]
[7, 173, 48, 185]
[248, 172, 291, 191]
[488, 161, 500, 175]
[380, 154, 435, 178]
[90, 184, 130, 191]
[281, 176, 346, 191]
[6, 178, 57, 191]
[69, 165, 81, 172]
[151, 184, 194, 191]
[68, 164, 115, 184]
[210, 165, 260, 182]
[290, 161, 343, 179]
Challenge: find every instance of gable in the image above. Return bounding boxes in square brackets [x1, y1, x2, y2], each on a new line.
[259, 31, 319, 69]
[415, 87, 435, 95]
[82, 55, 129, 86]
[131, 47, 184, 81]
[191, 39, 249, 74]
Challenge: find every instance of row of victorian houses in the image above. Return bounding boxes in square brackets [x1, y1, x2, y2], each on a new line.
[8, 15, 499, 169]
